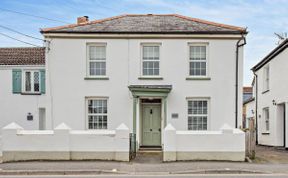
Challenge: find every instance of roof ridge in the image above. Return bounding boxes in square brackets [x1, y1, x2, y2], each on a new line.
[172, 14, 246, 32]
[41, 14, 247, 33]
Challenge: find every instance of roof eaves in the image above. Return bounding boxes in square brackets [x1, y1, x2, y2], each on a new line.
[251, 39, 288, 71]
[42, 30, 244, 35]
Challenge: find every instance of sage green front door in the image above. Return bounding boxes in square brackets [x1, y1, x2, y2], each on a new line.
[142, 105, 161, 146]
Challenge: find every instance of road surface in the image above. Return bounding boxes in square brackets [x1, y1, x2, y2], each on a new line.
[0, 174, 288, 178]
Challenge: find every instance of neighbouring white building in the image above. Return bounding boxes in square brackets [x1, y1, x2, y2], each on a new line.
[242, 86, 255, 129]
[252, 39, 288, 148]
[0, 47, 46, 132]
[1, 14, 247, 162]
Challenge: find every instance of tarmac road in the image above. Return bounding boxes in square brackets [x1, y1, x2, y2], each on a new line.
[0, 174, 288, 178]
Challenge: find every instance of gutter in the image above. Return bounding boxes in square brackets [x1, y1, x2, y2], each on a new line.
[253, 71, 258, 144]
[235, 34, 247, 128]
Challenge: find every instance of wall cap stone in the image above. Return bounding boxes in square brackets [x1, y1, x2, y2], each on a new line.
[2, 122, 23, 130]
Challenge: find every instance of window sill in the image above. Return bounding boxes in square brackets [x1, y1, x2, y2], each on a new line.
[262, 90, 270, 94]
[84, 77, 109, 80]
[186, 77, 211, 81]
[138, 77, 163, 80]
[262, 132, 270, 135]
[21, 92, 41, 95]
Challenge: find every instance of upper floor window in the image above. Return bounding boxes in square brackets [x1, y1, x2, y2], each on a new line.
[87, 44, 106, 77]
[189, 44, 207, 77]
[142, 45, 160, 76]
[23, 70, 40, 93]
[188, 99, 208, 130]
[263, 65, 269, 91]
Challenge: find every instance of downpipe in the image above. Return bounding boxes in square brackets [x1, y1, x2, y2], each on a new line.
[235, 34, 246, 128]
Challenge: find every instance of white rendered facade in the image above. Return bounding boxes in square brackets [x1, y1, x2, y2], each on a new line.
[253, 43, 288, 148]
[0, 65, 46, 133]
[44, 34, 244, 148]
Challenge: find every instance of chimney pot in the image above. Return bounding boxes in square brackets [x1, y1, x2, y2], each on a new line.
[77, 16, 89, 24]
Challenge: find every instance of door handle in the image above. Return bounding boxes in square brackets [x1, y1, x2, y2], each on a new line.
[158, 128, 161, 132]
[150, 129, 152, 131]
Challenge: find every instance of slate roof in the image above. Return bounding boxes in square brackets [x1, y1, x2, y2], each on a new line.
[0, 47, 45, 65]
[252, 39, 288, 71]
[243, 97, 255, 105]
[41, 14, 246, 34]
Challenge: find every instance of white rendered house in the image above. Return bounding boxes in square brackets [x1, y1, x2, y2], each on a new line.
[0, 47, 46, 132]
[42, 14, 246, 147]
[0, 14, 247, 162]
[252, 39, 288, 148]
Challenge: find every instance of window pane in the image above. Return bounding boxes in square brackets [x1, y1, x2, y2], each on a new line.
[25, 72, 31, 92]
[188, 101, 192, 114]
[90, 62, 106, 76]
[190, 61, 206, 76]
[190, 46, 206, 60]
[89, 46, 106, 60]
[143, 46, 159, 60]
[188, 100, 208, 130]
[264, 108, 269, 131]
[143, 61, 159, 76]
[34, 72, 40, 92]
[88, 99, 108, 129]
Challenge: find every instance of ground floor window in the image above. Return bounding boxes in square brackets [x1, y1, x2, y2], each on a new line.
[87, 98, 108, 129]
[188, 99, 208, 130]
[23, 70, 40, 93]
[263, 107, 269, 132]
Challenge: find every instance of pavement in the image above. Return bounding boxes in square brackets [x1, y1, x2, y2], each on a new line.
[0, 146, 287, 176]
[254, 145, 288, 163]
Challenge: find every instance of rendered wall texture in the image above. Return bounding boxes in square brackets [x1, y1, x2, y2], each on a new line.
[1, 123, 130, 162]
[163, 124, 245, 161]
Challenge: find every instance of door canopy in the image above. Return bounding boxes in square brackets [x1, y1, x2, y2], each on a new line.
[128, 85, 172, 97]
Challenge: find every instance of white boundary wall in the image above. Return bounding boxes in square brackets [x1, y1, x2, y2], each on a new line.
[163, 124, 245, 161]
[1, 122, 129, 162]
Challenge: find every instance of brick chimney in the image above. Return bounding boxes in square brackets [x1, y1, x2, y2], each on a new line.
[77, 16, 89, 24]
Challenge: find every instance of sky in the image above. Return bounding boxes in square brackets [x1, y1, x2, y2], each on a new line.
[0, 0, 287, 85]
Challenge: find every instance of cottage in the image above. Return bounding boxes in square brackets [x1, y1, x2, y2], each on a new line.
[252, 39, 288, 148]
[1, 14, 247, 162]
[0, 47, 46, 131]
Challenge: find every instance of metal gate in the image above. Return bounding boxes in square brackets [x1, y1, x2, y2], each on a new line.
[129, 133, 136, 160]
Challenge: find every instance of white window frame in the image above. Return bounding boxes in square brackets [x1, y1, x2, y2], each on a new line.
[22, 70, 41, 94]
[263, 107, 269, 132]
[86, 43, 107, 78]
[140, 43, 161, 77]
[188, 43, 209, 78]
[187, 98, 210, 131]
[86, 97, 108, 130]
[263, 65, 269, 92]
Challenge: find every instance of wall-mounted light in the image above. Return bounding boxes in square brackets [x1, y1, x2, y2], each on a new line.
[272, 100, 277, 105]
[27, 113, 33, 121]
